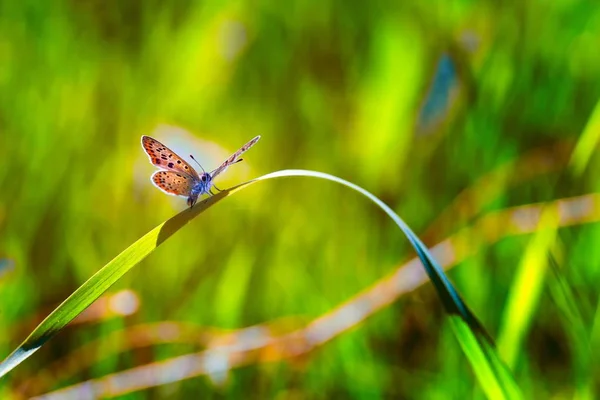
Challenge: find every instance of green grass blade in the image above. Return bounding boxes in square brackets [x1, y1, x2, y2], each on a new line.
[0, 169, 521, 399]
[570, 98, 600, 174]
[497, 209, 558, 368]
[448, 317, 520, 399]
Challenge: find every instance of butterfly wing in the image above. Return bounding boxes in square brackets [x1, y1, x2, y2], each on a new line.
[141, 136, 199, 179]
[210, 135, 261, 179]
[151, 171, 195, 197]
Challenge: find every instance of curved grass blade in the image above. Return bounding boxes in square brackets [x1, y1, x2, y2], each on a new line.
[0, 169, 521, 399]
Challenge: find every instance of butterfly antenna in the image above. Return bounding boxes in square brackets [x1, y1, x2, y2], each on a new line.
[189, 154, 206, 173]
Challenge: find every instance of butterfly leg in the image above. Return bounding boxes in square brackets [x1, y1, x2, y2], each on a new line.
[187, 196, 198, 208]
[213, 184, 222, 192]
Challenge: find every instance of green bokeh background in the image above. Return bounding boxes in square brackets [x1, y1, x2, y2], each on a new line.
[1, 0, 600, 398]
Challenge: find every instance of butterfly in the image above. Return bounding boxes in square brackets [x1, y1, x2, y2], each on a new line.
[141, 135, 261, 207]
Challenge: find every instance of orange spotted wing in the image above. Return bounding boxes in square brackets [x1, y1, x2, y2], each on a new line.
[151, 171, 195, 196]
[141, 136, 199, 179]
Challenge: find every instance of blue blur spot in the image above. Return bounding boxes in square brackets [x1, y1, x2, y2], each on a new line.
[417, 53, 458, 133]
[0, 258, 15, 279]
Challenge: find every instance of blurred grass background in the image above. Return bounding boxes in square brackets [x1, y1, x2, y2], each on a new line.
[1, 0, 600, 398]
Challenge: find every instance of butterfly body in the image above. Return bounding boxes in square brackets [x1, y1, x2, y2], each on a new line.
[187, 173, 213, 207]
[141, 135, 260, 207]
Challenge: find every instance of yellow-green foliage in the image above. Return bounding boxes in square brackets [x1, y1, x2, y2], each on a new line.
[0, 0, 599, 398]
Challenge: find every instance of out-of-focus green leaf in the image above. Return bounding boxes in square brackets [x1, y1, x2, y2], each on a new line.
[570, 98, 600, 174]
[498, 209, 558, 368]
[547, 254, 595, 400]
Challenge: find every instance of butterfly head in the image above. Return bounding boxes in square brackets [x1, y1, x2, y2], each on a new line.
[186, 172, 214, 208]
[199, 172, 212, 185]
